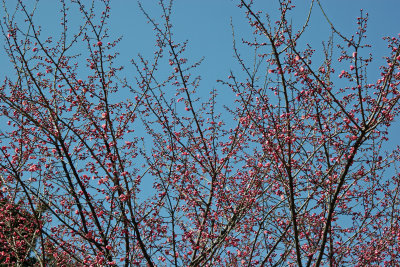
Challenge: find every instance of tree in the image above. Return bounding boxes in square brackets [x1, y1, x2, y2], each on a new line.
[0, 0, 399, 266]
[0, 196, 40, 266]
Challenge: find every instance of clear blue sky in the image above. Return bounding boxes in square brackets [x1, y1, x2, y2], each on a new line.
[2, 0, 399, 86]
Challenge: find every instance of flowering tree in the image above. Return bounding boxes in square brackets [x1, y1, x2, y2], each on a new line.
[0, 0, 399, 266]
[0, 197, 41, 265]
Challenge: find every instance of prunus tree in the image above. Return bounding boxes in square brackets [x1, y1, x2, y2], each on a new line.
[0, 0, 399, 266]
[0, 195, 41, 265]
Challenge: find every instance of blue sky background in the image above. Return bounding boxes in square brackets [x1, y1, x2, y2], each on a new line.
[1, 0, 399, 95]
[117, 0, 400, 146]
[1, 0, 399, 177]
[2, 0, 400, 89]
